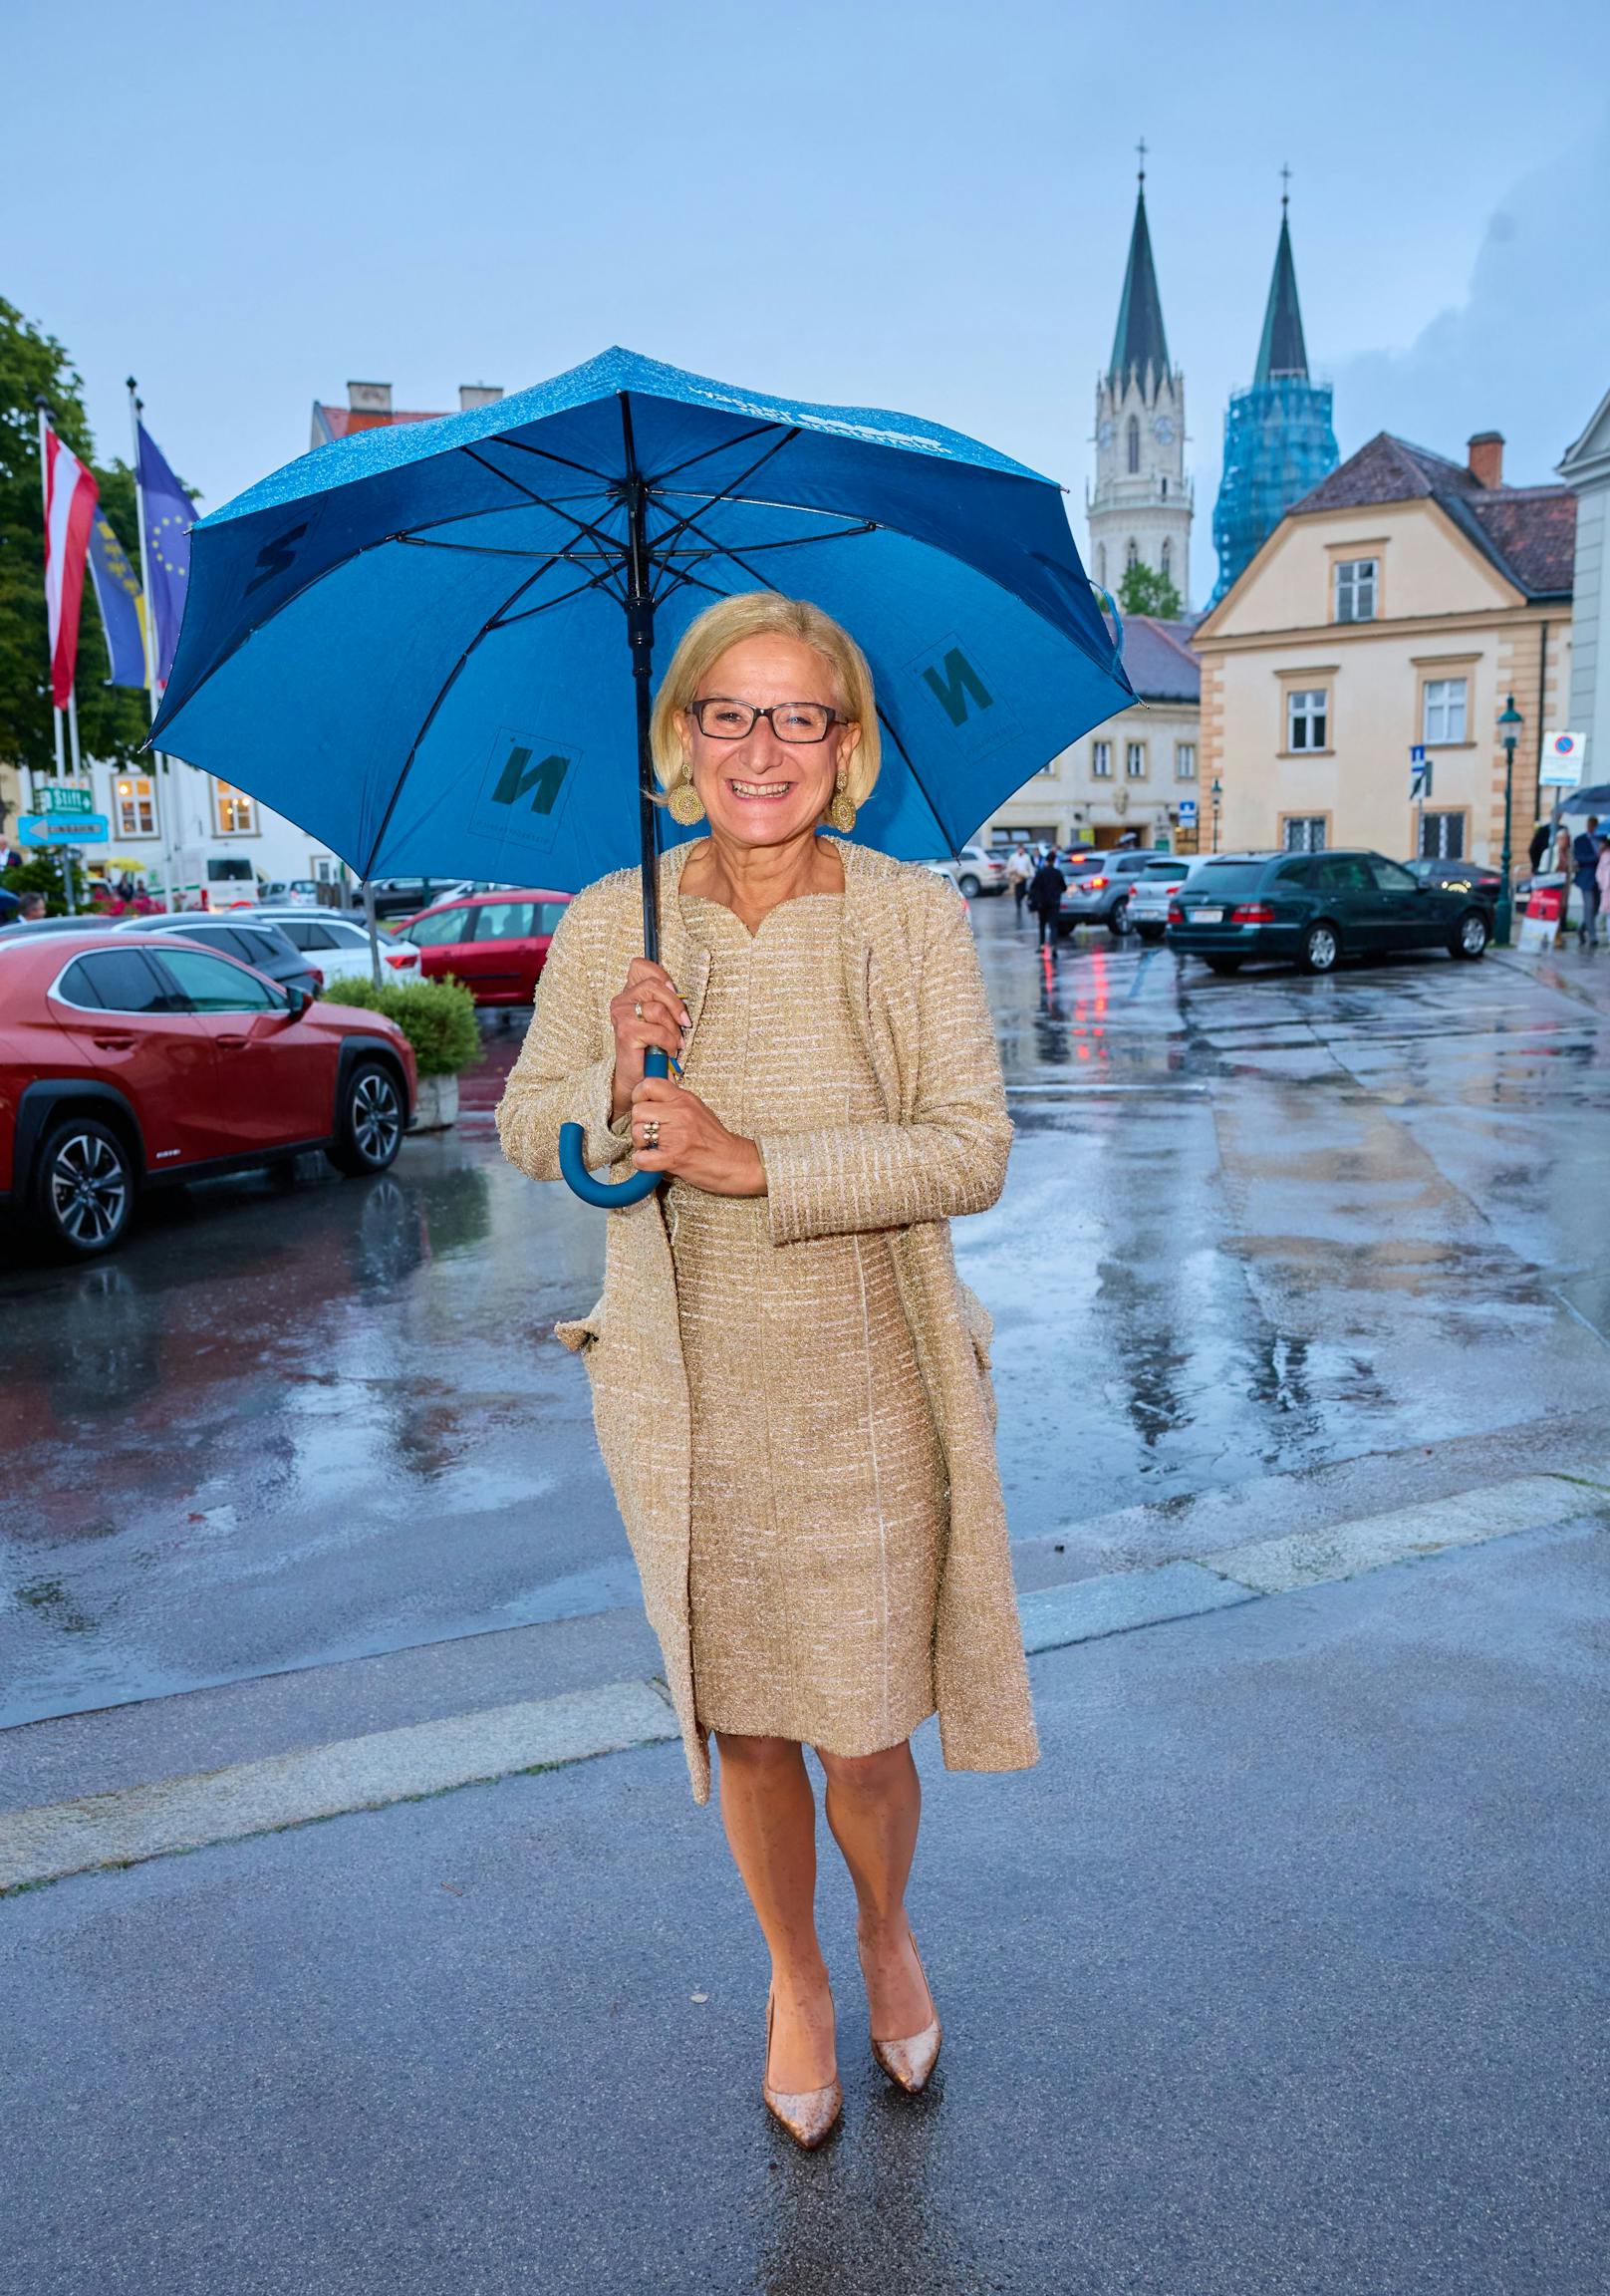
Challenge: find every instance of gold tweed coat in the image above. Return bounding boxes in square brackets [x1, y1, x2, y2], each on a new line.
[495, 837, 1039, 1804]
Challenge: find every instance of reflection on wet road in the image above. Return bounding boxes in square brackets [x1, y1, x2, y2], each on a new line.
[3, 905, 1607, 1724]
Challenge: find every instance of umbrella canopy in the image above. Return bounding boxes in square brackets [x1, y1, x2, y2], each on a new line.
[151, 348, 1132, 892]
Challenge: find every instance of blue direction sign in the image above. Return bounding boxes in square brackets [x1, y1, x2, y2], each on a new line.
[1178, 797, 1199, 824]
[1410, 744, 1432, 801]
[19, 812, 111, 845]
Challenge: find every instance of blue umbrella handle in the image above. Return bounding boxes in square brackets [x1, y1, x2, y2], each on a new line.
[558, 1047, 668, 1207]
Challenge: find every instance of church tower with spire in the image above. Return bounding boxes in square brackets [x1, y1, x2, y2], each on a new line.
[1209, 180, 1339, 603]
[1088, 149, 1193, 610]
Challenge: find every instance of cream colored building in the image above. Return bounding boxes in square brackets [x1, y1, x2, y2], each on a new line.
[982, 615, 1201, 851]
[1195, 431, 1576, 864]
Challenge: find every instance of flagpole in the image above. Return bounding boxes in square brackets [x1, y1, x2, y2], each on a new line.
[36, 400, 69, 785]
[129, 376, 177, 912]
[35, 399, 74, 911]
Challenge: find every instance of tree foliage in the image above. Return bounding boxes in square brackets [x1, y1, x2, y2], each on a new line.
[0, 298, 159, 792]
[1117, 560, 1184, 620]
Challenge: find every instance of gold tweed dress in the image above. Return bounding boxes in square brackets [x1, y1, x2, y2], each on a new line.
[671, 891, 947, 1754]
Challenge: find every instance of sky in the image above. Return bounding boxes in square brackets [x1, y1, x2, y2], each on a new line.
[9, 0, 1610, 606]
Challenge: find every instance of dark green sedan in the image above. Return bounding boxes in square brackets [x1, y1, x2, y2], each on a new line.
[1168, 849, 1494, 976]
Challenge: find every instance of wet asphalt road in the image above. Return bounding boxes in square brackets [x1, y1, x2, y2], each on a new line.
[4, 1514, 1606, 2295]
[3, 900, 1609, 1726]
[4, 900, 1609, 2295]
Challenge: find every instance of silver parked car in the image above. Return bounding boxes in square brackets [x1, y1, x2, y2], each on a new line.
[1126, 854, 1198, 943]
[1055, 847, 1166, 937]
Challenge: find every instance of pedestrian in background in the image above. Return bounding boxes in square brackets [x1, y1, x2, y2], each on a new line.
[17, 891, 45, 922]
[1573, 815, 1601, 950]
[1553, 822, 1574, 947]
[497, 590, 1034, 2152]
[1596, 833, 1610, 949]
[1006, 842, 1032, 920]
[1527, 819, 1550, 878]
[1028, 851, 1066, 950]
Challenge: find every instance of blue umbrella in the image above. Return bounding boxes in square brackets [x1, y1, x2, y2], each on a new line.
[151, 347, 1132, 1204]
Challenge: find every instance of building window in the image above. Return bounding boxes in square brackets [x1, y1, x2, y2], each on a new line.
[1096, 542, 1107, 585]
[1161, 537, 1173, 579]
[1287, 688, 1328, 751]
[1125, 741, 1147, 779]
[1333, 558, 1378, 623]
[1423, 677, 1469, 744]
[1175, 742, 1197, 781]
[1126, 416, 1140, 474]
[1092, 740, 1113, 779]
[115, 774, 157, 837]
[1283, 815, 1327, 853]
[213, 779, 258, 835]
[1125, 538, 1139, 571]
[1161, 476, 1169, 499]
[1419, 810, 1466, 859]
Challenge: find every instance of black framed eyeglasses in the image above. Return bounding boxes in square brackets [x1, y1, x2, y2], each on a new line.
[689, 698, 844, 744]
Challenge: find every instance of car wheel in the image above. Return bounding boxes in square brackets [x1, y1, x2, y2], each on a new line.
[1451, 908, 1490, 961]
[1205, 957, 1242, 976]
[34, 1117, 134, 1258]
[1299, 920, 1341, 975]
[327, 1061, 404, 1176]
[1136, 924, 1165, 944]
[957, 873, 981, 898]
[1108, 895, 1134, 938]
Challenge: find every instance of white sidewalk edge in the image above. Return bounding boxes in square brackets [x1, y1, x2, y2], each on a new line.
[4, 1470, 1606, 1898]
[0, 1678, 676, 1897]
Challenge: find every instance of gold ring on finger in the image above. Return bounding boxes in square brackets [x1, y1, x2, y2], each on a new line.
[642, 1119, 660, 1149]
[633, 1000, 644, 1019]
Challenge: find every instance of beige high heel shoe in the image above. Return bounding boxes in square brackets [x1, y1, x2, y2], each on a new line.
[859, 1929, 941, 2095]
[762, 1986, 842, 2150]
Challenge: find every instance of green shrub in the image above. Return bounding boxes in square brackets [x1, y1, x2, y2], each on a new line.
[325, 974, 480, 1077]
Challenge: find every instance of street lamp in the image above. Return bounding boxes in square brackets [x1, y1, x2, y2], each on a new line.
[1210, 776, 1222, 853]
[1495, 695, 1523, 946]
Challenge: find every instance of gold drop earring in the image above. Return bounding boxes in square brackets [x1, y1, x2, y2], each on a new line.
[826, 775, 857, 834]
[668, 777, 704, 825]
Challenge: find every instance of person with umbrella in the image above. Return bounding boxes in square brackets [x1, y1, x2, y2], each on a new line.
[497, 590, 1035, 2147]
[145, 349, 1132, 2154]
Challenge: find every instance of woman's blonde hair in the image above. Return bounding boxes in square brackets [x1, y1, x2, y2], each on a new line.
[650, 592, 881, 814]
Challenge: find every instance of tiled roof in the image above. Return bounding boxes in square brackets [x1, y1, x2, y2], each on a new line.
[1289, 431, 1575, 599]
[1125, 614, 1200, 704]
[315, 405, 444, 438]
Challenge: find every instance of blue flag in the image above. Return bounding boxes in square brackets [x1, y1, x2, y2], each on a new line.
[86, 505, 149, 688]
[137, 422, 193, 687]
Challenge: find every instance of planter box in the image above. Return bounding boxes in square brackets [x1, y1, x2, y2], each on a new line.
[408, 1074, 460, 1132]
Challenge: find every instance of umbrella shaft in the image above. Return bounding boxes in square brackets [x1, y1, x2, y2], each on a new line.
[626, 474, 662, 968]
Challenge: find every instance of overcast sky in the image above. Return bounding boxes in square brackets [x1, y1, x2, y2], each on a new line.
[11, 0, 1609, 604]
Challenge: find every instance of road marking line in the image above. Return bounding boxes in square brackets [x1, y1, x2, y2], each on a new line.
[0, 1679, 676, 1896]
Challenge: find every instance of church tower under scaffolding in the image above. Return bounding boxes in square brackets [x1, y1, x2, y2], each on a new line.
[1209, 187, 1339, 604]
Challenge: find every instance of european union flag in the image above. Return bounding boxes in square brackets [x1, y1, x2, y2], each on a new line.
[86, 506, 149, 689]
[136, 422, 193, 688]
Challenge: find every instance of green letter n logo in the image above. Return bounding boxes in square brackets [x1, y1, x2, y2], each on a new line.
[921, 647, 993, 728]
[492, 745, 569, 814]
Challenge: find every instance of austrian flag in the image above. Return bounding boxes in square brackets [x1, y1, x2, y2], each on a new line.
[43, 425, 99, 709]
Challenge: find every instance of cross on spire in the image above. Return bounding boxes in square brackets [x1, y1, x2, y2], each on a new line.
[1137, 137, 1148, 185]
[1280, 162, 1291, 210]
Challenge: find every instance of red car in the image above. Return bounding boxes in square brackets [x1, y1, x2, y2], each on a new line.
[0, 930, 416, 1258]
[395, 888, 571, 1004]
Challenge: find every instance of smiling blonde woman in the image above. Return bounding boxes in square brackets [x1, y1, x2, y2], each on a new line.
[496, 590, 1037, 2149]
